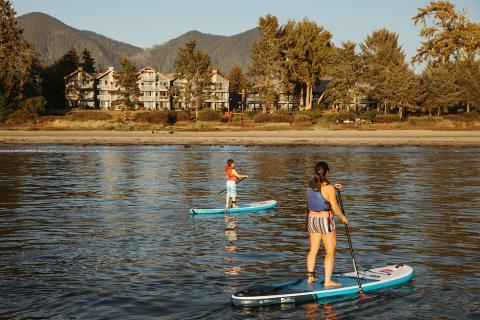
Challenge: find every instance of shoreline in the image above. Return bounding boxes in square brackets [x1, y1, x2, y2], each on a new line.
[1, 129, 480, 146]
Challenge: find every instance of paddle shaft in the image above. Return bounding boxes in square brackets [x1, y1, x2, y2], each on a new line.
[337, 190, 363, 295]
[216, 177, 247, 196]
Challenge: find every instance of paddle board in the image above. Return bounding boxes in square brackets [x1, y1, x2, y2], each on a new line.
[231, 264, 413, 306]
[189, 200, 277, 214]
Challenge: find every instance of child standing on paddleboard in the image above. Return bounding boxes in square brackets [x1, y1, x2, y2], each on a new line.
[225, 159, 248, 208]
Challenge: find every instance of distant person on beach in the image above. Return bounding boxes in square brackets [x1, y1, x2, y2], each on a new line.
[306, 161, 348, 287]
[224, 159, 248, 208]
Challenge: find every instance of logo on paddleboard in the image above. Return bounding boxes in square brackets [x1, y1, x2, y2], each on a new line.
[379, 268, 393, 274]
[280, 297, 295, 303]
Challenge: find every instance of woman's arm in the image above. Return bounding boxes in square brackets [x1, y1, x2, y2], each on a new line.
[325, 185, 349, 224]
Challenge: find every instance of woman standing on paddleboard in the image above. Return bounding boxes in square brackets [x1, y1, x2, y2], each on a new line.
[306, 161, 348, 287]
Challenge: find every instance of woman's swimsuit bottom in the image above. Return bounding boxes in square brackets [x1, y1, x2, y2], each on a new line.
[307, 211, 335, 234]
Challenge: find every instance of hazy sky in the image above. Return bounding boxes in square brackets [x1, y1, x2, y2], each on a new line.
[11, 0, 480, 62]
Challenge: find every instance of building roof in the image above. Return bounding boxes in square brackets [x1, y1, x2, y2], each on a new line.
[211, 69, 230, 83]
[64, 67, 96, 80]
[95, 67, 115, 79]
[138, 66, 156, 73]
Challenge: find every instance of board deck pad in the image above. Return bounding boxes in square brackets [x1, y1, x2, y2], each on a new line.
[231, 265, 413, 306]
[189, 200, 277, 214]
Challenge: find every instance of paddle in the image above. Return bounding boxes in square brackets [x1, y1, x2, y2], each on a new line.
[336, 189, 364, 297]
[216, 176, 248, 196]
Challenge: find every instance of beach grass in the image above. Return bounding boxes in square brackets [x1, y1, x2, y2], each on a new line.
[2, 110, 480, 131]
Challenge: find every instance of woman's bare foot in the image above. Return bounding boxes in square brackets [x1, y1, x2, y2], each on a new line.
[324, 280, 342, 288]
[307, 272, 318, 283]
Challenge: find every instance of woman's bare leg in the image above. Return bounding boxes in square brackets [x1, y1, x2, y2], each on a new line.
[322, 231, 342, 287]
[307, 232, 321, 283]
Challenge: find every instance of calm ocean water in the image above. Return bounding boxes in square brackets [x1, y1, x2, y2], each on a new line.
[0, 145, 479, 319]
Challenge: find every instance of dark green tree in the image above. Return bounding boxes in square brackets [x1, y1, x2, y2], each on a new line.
[114, 57, 141, 112]
[227, 64, 248, 110]
[283, 18, 333, 110]
[324, 42, 362, 111]
[174, 40, 212, 118]
[419, 62, 459, 116]
[249, 14, 286, 112]
[453, 57, 480, 113]
[0, 0, 43, 121]
[41, 48, 80, 109]
[81, 48, 96, 73]
[360, 29, 415, 115]
[382, 63, 420, 119]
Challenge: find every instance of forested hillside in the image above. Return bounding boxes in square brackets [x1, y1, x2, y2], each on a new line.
[16, 12, 259, 73]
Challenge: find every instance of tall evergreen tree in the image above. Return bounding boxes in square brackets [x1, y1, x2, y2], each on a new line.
[249, 14, 285, 112]
[0, 0, 43, 121]
[81, 48, 96, 73]
[453, 57, 480, 113]
[114, 57, 141, 111]
[360, 29, 415, 115]
[419, 62, 459, 116]
[283, 18, 333, 110]
[41, 48, 80, 109]
[174, 40, 212, 118]
[382, 63, 420, 118]
[227, 64, 248, 110]
[412, 0, 480, 64]
[324, 42, 361, 111]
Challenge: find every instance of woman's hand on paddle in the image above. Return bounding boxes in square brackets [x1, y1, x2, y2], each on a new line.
[334, 183, 343, 190]
[341, 215, 349, 224]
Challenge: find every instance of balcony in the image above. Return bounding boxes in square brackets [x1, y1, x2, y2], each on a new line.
[97, 95, 113, 100]
[140, 75, 156, 81]
[97, 85, 117, 90]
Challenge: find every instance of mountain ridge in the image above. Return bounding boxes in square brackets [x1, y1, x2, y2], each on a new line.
[16, 12, 259, 73]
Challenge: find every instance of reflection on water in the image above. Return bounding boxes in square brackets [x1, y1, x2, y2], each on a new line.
[304, 303, 337, 320]
[223, 214, 244, 276]
[0, 145, 479, 319]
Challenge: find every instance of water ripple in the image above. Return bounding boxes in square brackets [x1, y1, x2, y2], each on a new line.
[0, 145, 479, 319]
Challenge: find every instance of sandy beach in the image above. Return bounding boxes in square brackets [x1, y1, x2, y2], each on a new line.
[0, 129, 479, 145]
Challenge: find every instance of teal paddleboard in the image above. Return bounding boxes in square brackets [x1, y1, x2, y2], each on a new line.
[231, 264, 413, 306]
[189, 200, 277, 214]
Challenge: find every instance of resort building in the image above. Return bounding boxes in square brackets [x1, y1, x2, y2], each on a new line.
[138, 67, 173, 110]
[65, 66, 230, 111]
[95, 67, 119, 110]
[65, 66, 371, 113]
[64, 67, 96, 109]
[205, 70, 229, 110]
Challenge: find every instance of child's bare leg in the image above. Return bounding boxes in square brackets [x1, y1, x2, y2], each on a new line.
[232, 195, 239, 207]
